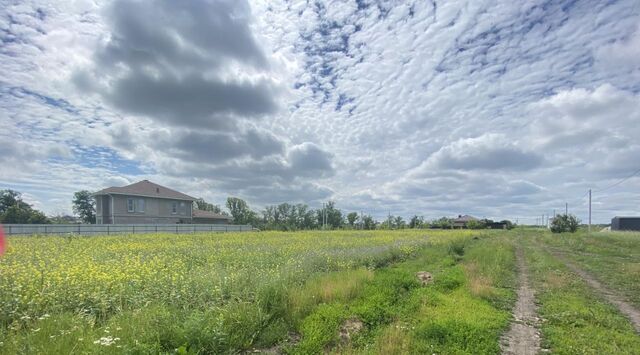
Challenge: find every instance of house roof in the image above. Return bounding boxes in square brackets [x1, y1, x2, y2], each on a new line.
[93, 180, 196, 201]
[452, 215, 479, 222]
[192, 209, 233, 220]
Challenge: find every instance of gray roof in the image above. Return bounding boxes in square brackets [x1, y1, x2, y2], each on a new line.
[93, 180, 196, 201]
[452, 215, 479, 222]
[192, 209, 232, 220]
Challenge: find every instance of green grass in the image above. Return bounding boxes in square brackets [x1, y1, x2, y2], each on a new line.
[522, 235, 640, 354]
[3, 229, 638, 354]
[290, 233, 517, 354]
[537, 231, 640, 308]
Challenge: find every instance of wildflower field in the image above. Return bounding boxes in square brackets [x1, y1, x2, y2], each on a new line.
[0, 230, 452, 353]
[2, 229, 639, 354]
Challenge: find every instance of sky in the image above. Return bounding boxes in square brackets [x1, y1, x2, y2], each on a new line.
[1, 0, 639, 223]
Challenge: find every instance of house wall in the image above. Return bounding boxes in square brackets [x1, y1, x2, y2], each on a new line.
[95, 195, 112, 224]
[108, 195, 193, 224]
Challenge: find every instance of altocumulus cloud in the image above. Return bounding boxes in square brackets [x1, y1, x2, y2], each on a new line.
[1, 0, 639, 222]
[419, 134, 543, 172]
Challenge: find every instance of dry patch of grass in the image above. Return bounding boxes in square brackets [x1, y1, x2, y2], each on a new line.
[371, 323, 412, 355]
[464, 261, 497, 299]
[288, 268, 374, 324]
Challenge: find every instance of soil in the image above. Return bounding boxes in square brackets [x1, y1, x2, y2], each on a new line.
[500, 245, 541, 355]
[549, 249, 640, 334]
[416, 271, 433, 286]
[339, 318, 364, 344]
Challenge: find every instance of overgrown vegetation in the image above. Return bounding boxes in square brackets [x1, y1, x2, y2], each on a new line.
[0, 230, 436, 353]
[549, 213, 580, 233]
[3, 229, 638, 353]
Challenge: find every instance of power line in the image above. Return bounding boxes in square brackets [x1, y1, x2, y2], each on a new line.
[594, 167, 640, 193]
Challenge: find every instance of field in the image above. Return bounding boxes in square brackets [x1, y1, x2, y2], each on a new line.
[0, 229, 639, 354]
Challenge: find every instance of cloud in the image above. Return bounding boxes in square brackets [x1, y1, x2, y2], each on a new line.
[152, 128, 285, 164]
[417, 134, 543, 172]
[2, 0, 640, 223]
[75, 0, 278, 129]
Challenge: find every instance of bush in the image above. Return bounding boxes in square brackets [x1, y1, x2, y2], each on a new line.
[550, 214, 580, 233]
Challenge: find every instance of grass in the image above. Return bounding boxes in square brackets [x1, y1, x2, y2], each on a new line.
[289, 233, 517, 354]
[522, 233, 640, 354]
[0, 230, 458, 354]
[536, 231, 640, 308]
[2, 229, 639, 354]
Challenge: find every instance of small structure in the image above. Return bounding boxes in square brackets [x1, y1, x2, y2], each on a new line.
[192, 209, 233, 224]
[452, 214, 478, 228]
[611, 216, 640, 231]
[93, 180, 196, 224]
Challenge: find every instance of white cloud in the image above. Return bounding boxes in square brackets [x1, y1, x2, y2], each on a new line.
[1, 0, 639, 223]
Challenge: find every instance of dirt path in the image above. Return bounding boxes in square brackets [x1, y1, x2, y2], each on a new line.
[500, 244, 541, 355]
[549, 249, 640, 334]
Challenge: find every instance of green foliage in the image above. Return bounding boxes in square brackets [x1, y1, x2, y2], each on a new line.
[550, 214, 580, 233]
[317, 201, 344, 229]
[0, 189, 50, 224]
[431, 217, 453, 229]
[500, 220, 515, 230]
[72, 190, 96, 224]
[466, 219, 486, 229]
[226, 197, 258, 225]
[193, 198, 225, 214]
[362, 215, 377, 230]
[262, 203, 317, 231]
[409, 215, 425, 229]
[347, 212, 359, 227]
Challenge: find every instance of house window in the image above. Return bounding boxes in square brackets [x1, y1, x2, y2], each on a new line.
[179, 202, 186, 215]
[137, 199, 145, 213]
[127, 198, 135, 213]
[171, 201, 178, 214]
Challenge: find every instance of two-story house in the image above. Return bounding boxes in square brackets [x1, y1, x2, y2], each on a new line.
[93, 180, 196, 224]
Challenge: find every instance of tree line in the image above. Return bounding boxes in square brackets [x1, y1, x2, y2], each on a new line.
[2, 188, 517, 230]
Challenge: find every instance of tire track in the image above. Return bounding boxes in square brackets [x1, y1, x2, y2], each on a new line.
[501, 244, 541, 355]
[548, 248, 640, 334]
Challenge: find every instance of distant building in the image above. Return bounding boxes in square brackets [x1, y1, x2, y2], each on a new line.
[192, 209, 233, 224]
[452, 214, 478, 228]
[93, 180, 196, 224]
[611, 216, 640, 231]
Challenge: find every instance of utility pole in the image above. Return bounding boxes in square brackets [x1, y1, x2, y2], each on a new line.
[322, 203, 325, 229]
[589, 189, 591, 234]
[565, 203, 568, 216]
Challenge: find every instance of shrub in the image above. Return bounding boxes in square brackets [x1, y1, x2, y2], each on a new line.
[550, 214, 580, 233]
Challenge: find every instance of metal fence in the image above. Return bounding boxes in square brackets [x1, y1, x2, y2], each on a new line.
[3, 224, 253, 236]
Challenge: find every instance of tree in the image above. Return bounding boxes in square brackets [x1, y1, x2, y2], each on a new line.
[194, 198, 226, 215]
[347, 212, 359, 227]
[409, 215, 424, 229]
[72, 190, 96, 224]
[0, 189, 50, 224]
[550, 214, 580, 233]
[0, 189, 20, 214]
[466, 219, 486, 229]
[500, 220, 515, 230]
[431, 217, 453, 229]
[362, 215, 376, 230]
[317, 201, 344, 229]
[226, 197, 257, 225]
[394, 216, 406, 229]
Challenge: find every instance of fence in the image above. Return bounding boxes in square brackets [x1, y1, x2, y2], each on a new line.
[2, 224, 253, 236]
